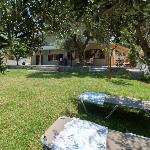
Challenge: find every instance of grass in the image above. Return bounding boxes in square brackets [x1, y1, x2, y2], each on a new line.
[0, 69, 150, 150]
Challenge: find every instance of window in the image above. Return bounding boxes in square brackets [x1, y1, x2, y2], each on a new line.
[53, 54, 61, 61]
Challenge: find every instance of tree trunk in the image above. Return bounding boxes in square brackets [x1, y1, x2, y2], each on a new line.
[75, 48, 83, 65]
[70, 51, 72, 66]
[72, 35, 83, 65]
[136, 25, 150, 59]
[72, 34, 91, 65]
[107, 47, 116, 79]
[15, 57, 19, 65]
[108, 53, 112, 79]
[16, 59, 19, 65]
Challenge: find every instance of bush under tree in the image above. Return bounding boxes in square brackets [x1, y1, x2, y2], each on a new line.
[8, 41, 29, 65]
[127, 45, 140, 67]
[0, 49, 6, 74]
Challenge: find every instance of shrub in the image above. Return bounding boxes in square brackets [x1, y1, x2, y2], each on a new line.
[0, 49, 7, 74]
[127, 45, 139, 67]
[143, 73, 150, 83]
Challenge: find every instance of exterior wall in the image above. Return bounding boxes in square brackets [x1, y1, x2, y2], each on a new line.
[85, 43, 129, 66]
[111, 56, 115, 66]
[31, 55, 36, 65]
[31, 52, 121, 66]
[93, 59, 106, 66]
[31, 55, 59, 65]
[5, 58, 31, 65]
[37, 35, 129, 66]
[31, 43, 128, 66]
[31, 49, 65, 65]
[105, 53, 115, 66]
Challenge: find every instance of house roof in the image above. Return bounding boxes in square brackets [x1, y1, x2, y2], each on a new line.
[85, 43, 128, 52]
[41, 45, 60, 50]
[85, 43, 104, 50]
[109, 43, 128, 52]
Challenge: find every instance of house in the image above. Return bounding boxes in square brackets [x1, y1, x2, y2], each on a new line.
[31, 45, 64, 65]
[31, 36, 129, 66]
[31, 36, 66, 65]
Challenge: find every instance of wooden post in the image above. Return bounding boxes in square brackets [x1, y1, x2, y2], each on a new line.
[108, 46, 117, 79]
[108, 52, 112, 79]
[83, 50, 85, 66]
[71, 51, 72, 66]
[108, 49, 113, 79]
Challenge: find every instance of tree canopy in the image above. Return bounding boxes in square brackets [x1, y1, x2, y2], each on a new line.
[0, 0, 44, 51]
[69, 0, 150, 59]
[0, 0, 150, 63]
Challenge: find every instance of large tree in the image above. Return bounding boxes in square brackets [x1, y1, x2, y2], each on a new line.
[1, 0, 150, 66]
[62, 0, 150, 60]
[63, 30, 93, 64]
[8, 40, 29, 65]
[0, 48, 6, 74]
[0, 0, 45, 52]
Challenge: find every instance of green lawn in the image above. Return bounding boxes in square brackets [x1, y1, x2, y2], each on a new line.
[0, 69, 150, 150]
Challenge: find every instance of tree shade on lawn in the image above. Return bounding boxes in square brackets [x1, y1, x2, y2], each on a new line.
[0, 69, 150, 149]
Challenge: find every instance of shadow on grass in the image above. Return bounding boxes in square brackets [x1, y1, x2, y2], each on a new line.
[26, 71, 64, 79]
[26, 71, 131, 80]
[106, 79, 133, 86]
[26, 71, 134, 87]
[62, 98, 150, 138]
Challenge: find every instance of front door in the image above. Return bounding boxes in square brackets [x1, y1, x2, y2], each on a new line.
[36, 55, 40, 65]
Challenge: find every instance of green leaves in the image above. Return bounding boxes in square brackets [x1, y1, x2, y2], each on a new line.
[0, 0, 44, 51]
[0, 48, 7, 74]
[127, 45, 140, 67]
[7, 40, 29, 65]
[1, 0, 150, 62]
